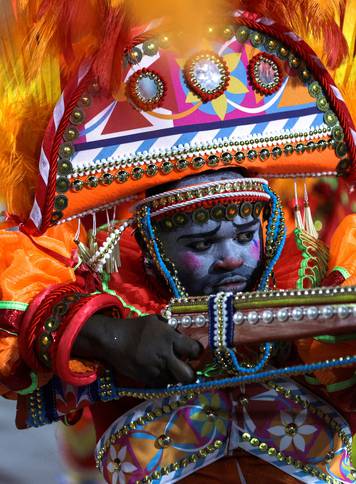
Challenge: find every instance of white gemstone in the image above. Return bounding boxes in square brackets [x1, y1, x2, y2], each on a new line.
[262, 310, 274, 323]
[194, 315, 206, 327]
[233, 312, 244, 325]
[137, 76, 159, 101]
[193, 59, 223, 91]
[306, 306, 318, 319]
[321, 306, 334, 319]
[247, 311, 259, 324]
[277, 308, 289, 322]
[168, 318, 178, 328]
[181, 316, 192, 328]
[337, 306, 350, 319]
[291, 307, 304, 321]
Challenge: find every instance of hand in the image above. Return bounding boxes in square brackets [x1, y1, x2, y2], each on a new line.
[72, 314, 202, 387]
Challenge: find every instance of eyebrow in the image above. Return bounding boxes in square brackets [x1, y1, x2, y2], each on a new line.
[232, 219, 260, 231]
[177, 223, 221, 241]
[177, 219, 260, 241]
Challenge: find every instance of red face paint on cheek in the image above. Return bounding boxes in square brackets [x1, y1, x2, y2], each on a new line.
[183, 251, 203, 272]
[250, 238, 260, 261]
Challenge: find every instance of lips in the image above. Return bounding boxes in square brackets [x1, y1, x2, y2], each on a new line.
[214, 276, 247, 292]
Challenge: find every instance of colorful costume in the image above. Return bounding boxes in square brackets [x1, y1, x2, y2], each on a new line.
[1, 1, 356, 483]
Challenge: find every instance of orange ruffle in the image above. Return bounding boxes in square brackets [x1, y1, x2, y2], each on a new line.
[0, 221, 94, 387]
[0, 336, 19, 377]
[0, 220, 84, 303]
[328, 213, 356, 281]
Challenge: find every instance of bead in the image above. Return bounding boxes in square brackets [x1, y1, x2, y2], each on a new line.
[321, 306, 334, 319]
[181, 316, 192, 328]
[221, 152, 233, 164]
[236, 26, 250, 43]
[127, 47, 142, 64]
[56, 177, 70, 193]
[160, 161, 173, 174]
[234, 151, 245, 163]
[259, 149, 270, 161]
[250, 437, 260, 446]
[277, 308, 288, 322]
[242, 432, 251, 441]
[100, 173, 114, 185]
[71, 179, 84, 192]
[207, 155, 219, 166]
[233, 312, 244, 325]
[54, 194, 68, 210]
[306, 306, 318, 320]
[146, 164, 158, 177]
[116, 170, 129, 183]
[168, 317, 178, 328]
[131, 167, 144, 180]
[70, 109, 84, 125]
[194, 315, 206, 327]
[285, 423, 298, 436]
[262, 310, 273, 323]
[337, 306, 350, 319]
[57, 159, 73, 175]
[142, 40, 158, 56]
[191, 156, 205, 169]
[63, 126, 79, 141]
[291, 307, 303, 321]
[247, 311, 259, 324]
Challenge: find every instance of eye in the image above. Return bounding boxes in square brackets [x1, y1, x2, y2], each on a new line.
[235, 231, 254, 244]
[187, 240, 212, 252]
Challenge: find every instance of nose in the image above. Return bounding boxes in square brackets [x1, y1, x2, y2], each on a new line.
[213, 255, 244, 272]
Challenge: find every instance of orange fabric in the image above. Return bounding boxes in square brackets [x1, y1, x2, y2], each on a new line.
[328, 213, 356, 280]
[0, 221, 94, 388]
[0, 336, 19, 377]
[0, 220, 84, 303]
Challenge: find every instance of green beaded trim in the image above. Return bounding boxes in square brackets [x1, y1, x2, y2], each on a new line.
[101, 273, 148, 317]
[333, 266, 351, 280]
[314, 333, 356, 344]
[294, 228, 329, 289]
[0, 301, 29, 311]
[17, 372, 39, 396]
[304, 372, 356, 393]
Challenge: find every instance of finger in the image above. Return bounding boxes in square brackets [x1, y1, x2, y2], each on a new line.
[167, 353, 195, 384]
[173, 334, 202, 360]
[145, 372, 176, 388]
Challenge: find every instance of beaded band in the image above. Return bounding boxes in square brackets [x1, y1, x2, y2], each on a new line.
[19, 283, 85, 371]
[36, 292, 87, 369]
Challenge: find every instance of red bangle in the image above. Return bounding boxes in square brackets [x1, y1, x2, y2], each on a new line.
[19, 283, 83, 370]
[55, 293, 122, 386]
[35, 292, 88, 369]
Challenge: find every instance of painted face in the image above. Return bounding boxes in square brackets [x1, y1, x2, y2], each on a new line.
[157, 212, 263, 296]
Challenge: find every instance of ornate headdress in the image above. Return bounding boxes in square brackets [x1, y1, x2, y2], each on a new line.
[0, 1, 355, 295]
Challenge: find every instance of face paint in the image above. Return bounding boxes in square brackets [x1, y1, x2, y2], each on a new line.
[183, 252, 203, 272]
[157, 213, 263, 296]
[249, 237, 261, 262]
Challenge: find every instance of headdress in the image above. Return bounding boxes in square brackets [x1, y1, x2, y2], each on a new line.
[0, 1, 355, 295]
